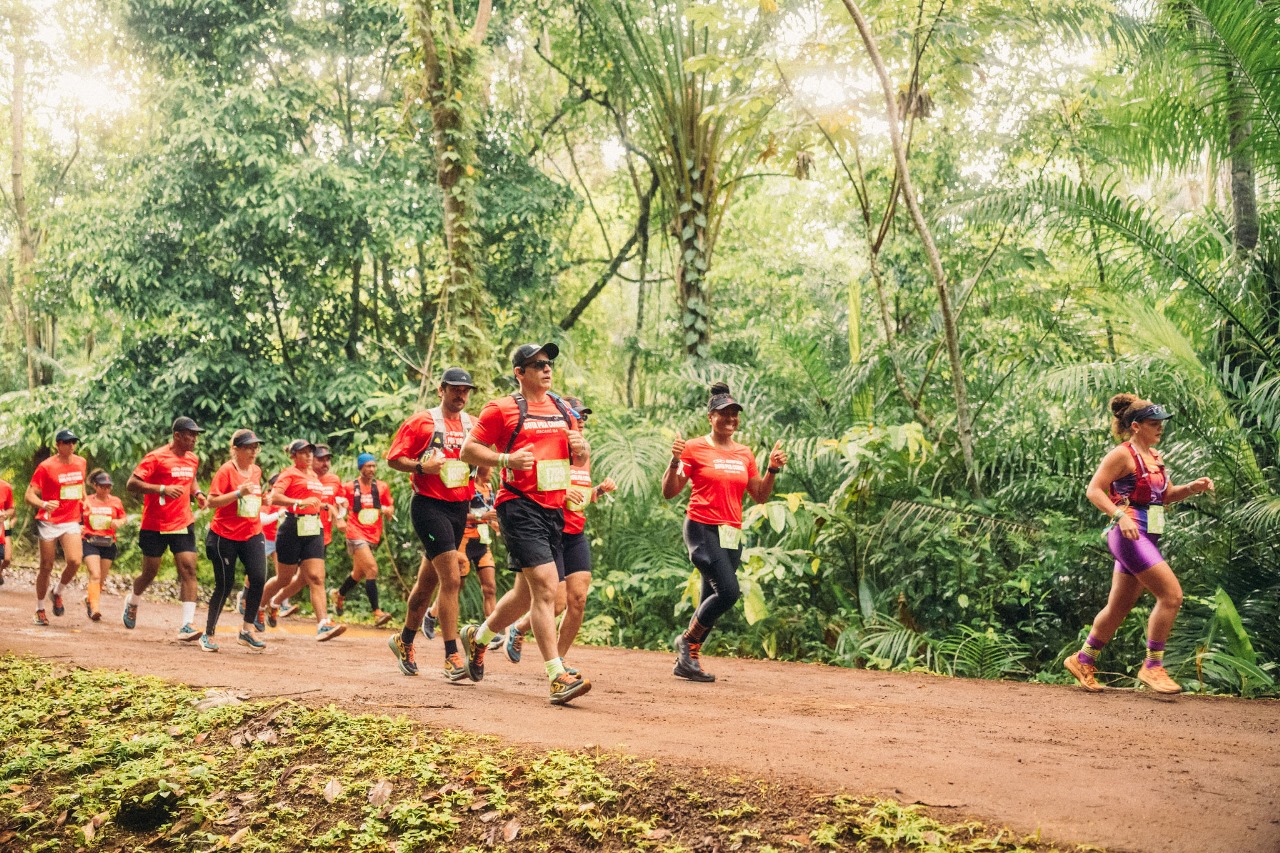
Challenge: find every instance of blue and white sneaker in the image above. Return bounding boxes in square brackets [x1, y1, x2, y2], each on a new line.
[235, 590, 245, 616]
[421, 610, 437, 640]
[199, 634, 219, 653]
[237, 631, 266, 651]
[122, 601, 138, 629]
[177, 624, 203, 642]
[316, 621, 347, 642]
[505, 628, 524, 664]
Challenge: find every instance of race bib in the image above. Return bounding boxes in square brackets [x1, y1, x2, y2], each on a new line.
[357, 508, 379, 526]
[536, 459, 571, 492]
[566, 484, 592, 512]
[1146, 505, 1166, 535]
[237, 494, 262, 518]
[161, 525, 189, 536]
[89, 513, 112, 531]
[297, 515, 322, 537]
[478, 524, 492, 545]
[717, 524, 742, 550]
[60, 483, 84, 500]
[440, 459, 470, 489]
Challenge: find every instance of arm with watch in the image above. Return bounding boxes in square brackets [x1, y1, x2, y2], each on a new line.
[747, 440, 787, 504]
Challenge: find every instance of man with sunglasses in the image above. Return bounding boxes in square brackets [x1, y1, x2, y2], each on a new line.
[26, 430, 88, 625]
[458, 343, 593, 706]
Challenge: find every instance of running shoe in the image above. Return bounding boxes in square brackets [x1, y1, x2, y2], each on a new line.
[549, 672, 591, 706]
[1137, 665, 1182, 695]
[279, 601, 300, 619]
[563, 661, 580, 677]
[84, 600, 93, 620]
[331, 589, 345, 617]
[505, 627, 524, 663]
[199, 634, 219, 653]
[235, 590, 245, 616]
[33, 609, 49, 627]
[252, 611, 266, 632]
[388, 635, 418, 676]
[673, 634, 715, 683]
[316, 621, 347, 642]
[373, 609, 393, 627]
[237, 631, 266, 651]
[266, 604, 279, 628]
[443, 652, 469, 682]
[122, 601, 138, 629]
[421, 610, 437, 640]
[488, 632, 505, 652]
[52, 593, 65, 617]
[460, 624, 486, 682]
[1064, 656, 1104, 693]
[177, 624, 203, 642]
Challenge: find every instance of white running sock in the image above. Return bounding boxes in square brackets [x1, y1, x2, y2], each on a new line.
[181, 601, 197, 625]
[126, 591, 142, 606]
[37, 598, 47, 611]
[52, 581, 63, 595]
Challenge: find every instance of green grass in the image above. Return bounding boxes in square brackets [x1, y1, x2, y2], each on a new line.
[0, 656, 1096, 851]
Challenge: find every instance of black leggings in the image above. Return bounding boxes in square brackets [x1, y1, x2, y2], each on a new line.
[205, 531, 267, 634]
[683, 519, 743, 630]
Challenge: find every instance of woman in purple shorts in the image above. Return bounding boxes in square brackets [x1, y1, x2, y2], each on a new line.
[1065, 393, 1214, 695]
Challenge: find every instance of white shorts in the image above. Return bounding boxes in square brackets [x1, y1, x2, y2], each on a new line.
[37, 520, 82, 541]
[345, 539, 372, 556]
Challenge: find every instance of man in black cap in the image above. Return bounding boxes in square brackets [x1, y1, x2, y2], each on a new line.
[386, 366, 478, 679]
[25, 429, 88, 625]
[457, 343, 594, 706]
[125, 417, 209, 638]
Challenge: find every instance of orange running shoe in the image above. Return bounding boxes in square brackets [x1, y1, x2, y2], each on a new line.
[1064, 656, 1104, 693]
[373, 609, 393, 627]
[1137, 665, 1182, 694]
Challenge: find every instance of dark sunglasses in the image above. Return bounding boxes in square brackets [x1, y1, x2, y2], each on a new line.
[523, 359, 555, 370]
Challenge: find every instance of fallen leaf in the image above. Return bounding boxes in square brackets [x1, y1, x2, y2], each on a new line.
[7, 785, 30, 794]
[469, 800, 489, 811]
[230, 732, 246, 748]
[577, 802, 596, 813]
[193, 732, 209, 744]
[255, 728, 278, 745]
[229, 826, 250, 846]
[54, 810, 68, 828]
[167, 727, 183, 737]
[554, 785, 572, 798]
[368, 780, 393, 807]
[502, 818, 521, 842]
[645, 828, 671, 840]
[479, 810, 501, 823]
[81, 821, 96, 843]
[322, 778, 343, 803]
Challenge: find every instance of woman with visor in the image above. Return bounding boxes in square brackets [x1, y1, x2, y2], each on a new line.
[1064, 394, 1214, 694]
[81, 469, 125, 621]
[201, 429, 269, 651]
[661, 382, 786, 683]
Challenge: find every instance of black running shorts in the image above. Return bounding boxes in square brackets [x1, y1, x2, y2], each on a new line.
[139, 526, 196, 558]
[82, 539, 119, 561]
[496, 498, 564, 572]
[275, 515, 326, 564]
[554, 530, 591, 581]
[410, 494, 469, 560]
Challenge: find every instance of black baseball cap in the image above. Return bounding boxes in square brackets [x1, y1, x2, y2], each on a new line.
[511, 342, 560, 368]
[313, 443, 333, 459]
[1129, 404, 1173, 424]
[709, 391, 743, 413]
[440, 367, 475, 387]
[563, 396, 592, 417]
[287, 439, 316, 455]
[91, 471, 113, 486]
[55, 429, 79, 443]
[172, 416, 204, 434]
[232, 430, 262, 447]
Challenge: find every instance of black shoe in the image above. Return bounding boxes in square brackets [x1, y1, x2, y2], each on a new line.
[673, 634, 715, 682]
[421, 610, 437, 640]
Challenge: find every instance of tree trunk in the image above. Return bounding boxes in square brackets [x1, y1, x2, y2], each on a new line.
[675, 151, 715, 360]
[1226, 73, 1258, 253]
[346, 254, 362, 359]
[842, 0, 982, 497]
[9, 11, 40, 389]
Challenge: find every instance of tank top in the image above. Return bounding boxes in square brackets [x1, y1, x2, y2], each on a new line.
[1108, 442, 1167, 508]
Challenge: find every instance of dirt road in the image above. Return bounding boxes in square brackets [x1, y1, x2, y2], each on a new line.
[2, 582, 1277, 853]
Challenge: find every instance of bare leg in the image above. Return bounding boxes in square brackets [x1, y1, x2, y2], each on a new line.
[56, 532, 83, 587]
[175, 550, 199, 604]
[1135, 562, 1183, 644]
[433, 551, 463, 644]
[477, 565, 497, 619]
[132, 555, 162, 597]
[262, 562, 298, 606]
[487, 564, 559, 662]
[301, 558, 327, 623]
[558, 572, 592, 659]
[1086, 571, 1145, 644]
[35, 536, 58, 603]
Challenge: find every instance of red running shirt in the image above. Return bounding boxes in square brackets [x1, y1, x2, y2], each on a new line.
[82, 495, 126, 541]
[316, 471, 342, 545]
[209, 462, 264, 542]
[273, 466, 326, 515]
[343, 479, 391, 544]
[470, 396, 578, 510]
[563, 463, 593, 535]
[0, 479, 14, 539]
[679, 436, 758, 528]
[132, 446, 200, 532]
[386, 409, 474, 503]
[31, 455, 89, 525]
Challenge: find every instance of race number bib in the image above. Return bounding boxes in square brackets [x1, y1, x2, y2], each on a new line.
[237, 494, 262, 518]
[717, 524, 742, 550]
[296, 515, 322, 537]
[60, 483, 84, 500]
[89, 512, 112, 531]
[536, 459, 571, 492]
[566, 483, 592, 512]
[1146, 505, 1166, 535]
[358, 508, 379, 526]
[440, 460, 470, 489]
[478, 524, 492, 545]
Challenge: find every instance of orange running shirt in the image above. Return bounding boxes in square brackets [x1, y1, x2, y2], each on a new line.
[273, 466, 326, 515]
[679, 436, 758, 528]
[316, 471, 342, 545]
[31, 455, 89, 525]
[82, 495, 126, 541]
[132, 446, 200, 532]
[343, 479, 391, 545]
[470, 395, 578, 510]
[386, 409, 473, 502]
[208, 462, 264, 542]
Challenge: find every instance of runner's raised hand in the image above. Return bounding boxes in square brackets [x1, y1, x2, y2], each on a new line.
[768, 440, 787, 470]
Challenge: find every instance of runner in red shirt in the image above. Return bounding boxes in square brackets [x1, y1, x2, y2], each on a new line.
[81, 469, 125, 621]
[458, 343, 593, 706]
[200, 429, 269, 653]
[25, 429, 88, 626]
[262, 440, 346, 641]
[661, 382, 786, 682]
[333, 452, 394, 626]
[311, 444, 348, 551]
[386, 366, 476, 680]
[0, 477, 14, 585]
[505, 398, 616, 673]
[125, 417, 209, 639]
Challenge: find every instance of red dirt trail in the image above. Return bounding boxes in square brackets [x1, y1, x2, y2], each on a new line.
[2, 582, 1278, 853]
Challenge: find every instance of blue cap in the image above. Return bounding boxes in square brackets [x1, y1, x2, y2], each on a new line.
[357, 452, 376, 468]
